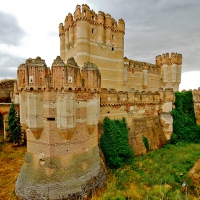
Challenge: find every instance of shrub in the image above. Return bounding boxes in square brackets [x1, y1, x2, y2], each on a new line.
[170, 91, 200, 144]
[100, 117, 134, 169]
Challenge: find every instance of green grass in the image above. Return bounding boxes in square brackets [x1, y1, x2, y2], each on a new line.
[96, 142, 200, 200]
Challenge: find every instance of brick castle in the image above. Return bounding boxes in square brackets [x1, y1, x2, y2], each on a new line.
[11, 4, 188, 200]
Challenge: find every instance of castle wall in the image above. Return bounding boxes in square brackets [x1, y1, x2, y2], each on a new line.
[123, 52, 182, 92]
[100, 88, 174, 155]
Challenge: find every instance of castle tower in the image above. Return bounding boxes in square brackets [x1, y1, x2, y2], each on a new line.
[156, 52, 182, 91]
[59, 4, 125, 91]
[15, 57, 106, 200]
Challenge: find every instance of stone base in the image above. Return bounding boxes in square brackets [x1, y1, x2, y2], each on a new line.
[15, 147, 106, 200]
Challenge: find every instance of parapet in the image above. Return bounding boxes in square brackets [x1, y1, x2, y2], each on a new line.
[52, 56, 65, 67]
[155, 52, 182, 66]
[17, 57, 101, 92]
[66, 57, 79, 69]
[100, 88, 174, 105]
[60, 4, 125, 34]
[25, 56, 47, 67]
[82, 62, 100, 74]
[124, 57, 159, 74]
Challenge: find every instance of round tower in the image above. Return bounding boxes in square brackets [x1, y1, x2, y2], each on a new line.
[75, 5, 90, 67]
[105, 14, 112, 45]
[15, 58, 106, 200]
[97, 11, 105, 44]
[59, 23, 65, 61]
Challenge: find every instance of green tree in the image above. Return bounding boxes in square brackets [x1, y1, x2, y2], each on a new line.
[170, 91, 200, 144]
[6, 103, 22, 146]
[100, 117, 134, 169]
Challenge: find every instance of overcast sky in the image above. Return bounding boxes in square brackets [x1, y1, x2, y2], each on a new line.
[0, 0, 199, 90]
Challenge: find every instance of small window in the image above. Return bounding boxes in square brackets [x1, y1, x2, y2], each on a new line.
[68, 76, 72, 83]
[47, 118, 55, 121]
[29, 76, 34, 83]
[112, 47, 114, 51]
[112, 35, 114, 40]
[92, 16, 94, 21]
[84, 11, 86, 16]
[92, 28, 94, 33]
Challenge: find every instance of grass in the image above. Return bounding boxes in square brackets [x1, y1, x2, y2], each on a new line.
[1, 132, 200, 199]
[0, 133, 26, 200]
[94, 142, 200, 200]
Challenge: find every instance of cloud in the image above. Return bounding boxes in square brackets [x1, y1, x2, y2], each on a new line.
[0, 52, 26, 79]
[0, 11, 26, 46]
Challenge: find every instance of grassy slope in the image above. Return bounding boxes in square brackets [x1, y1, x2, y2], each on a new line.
[95, 142, 200, 200]
[1, 133, 200, 200]
[0, 134, 26, 200]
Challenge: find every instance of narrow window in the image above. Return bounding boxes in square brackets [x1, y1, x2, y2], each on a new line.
[112, 47, 114, 51]
[47, 118, 55, 121]
[84, 11, 86, 16]
[92, 28, 94, 33]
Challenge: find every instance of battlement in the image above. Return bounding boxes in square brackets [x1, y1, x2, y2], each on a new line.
[17, 57, 101, 92]
[156, 52, 182, 66]
[59, 4, 125, 34]
[124, 57, 160, 74]
[100, 88, 174, 105]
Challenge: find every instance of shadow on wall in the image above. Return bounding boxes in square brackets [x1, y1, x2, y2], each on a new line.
[0, 113, 3, 134]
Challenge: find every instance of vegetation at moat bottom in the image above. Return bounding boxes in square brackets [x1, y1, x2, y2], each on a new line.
[96, 142, 200, 200]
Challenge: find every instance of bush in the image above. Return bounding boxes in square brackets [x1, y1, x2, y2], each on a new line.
[170, 91, 200, 144]
[100, 117, 134, 169]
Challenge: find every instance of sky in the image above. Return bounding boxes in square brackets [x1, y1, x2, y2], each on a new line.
[0, 0, 199, 91]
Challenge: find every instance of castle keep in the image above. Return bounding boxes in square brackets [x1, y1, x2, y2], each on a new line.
[59, 4, 182, 92]
[15, 4, 183, 200]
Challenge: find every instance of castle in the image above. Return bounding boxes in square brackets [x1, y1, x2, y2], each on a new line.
[14, 4, 183, 200]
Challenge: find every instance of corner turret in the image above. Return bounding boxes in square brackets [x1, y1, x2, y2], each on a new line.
[156, 52, 182, 91]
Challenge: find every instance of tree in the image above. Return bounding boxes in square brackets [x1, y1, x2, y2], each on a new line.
[170, 91, 200, 144]
[100, 117, 134, 169]
[6, 103, 22, 146]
